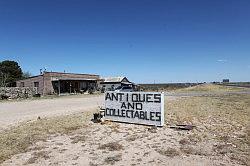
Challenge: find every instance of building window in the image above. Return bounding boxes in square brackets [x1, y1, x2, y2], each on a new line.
[34, 82, 39, 88]
[222, 79, 229, 83]
[21, 82, 24, 87]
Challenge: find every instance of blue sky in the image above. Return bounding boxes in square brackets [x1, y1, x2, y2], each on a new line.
[0, 0, 249, 83]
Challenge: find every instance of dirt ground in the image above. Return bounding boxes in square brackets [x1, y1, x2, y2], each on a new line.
[0, 95, 103, 130]
[0, 84, 249, 166]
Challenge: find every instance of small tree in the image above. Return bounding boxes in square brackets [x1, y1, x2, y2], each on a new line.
[0, 60, 23, 87]
[0, 72, 9, 87]
[22, 71, 32, 79]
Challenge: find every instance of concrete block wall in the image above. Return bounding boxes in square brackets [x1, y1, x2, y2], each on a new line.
[16, 75, 44, 94]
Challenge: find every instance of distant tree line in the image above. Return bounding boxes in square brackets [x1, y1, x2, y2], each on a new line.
[0, 60, 32, 87]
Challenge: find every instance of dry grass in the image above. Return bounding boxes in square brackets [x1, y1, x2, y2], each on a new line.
[70, 135, 86, 144]
[0, 112, 92, 164]
[104, 154, 122, 165]
[179, 138, 190, 145]
[125, 135, 139, 142]
[157, 148, 180, 157]
[98, 142, 124, 151]
[166, 93, 250, 165]
[108, 123, 121, 133]
[176, 84, 247, 92]
[25, 151, 50, 165]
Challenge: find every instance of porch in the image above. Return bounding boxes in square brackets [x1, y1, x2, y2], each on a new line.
[52, 78, 97, 95]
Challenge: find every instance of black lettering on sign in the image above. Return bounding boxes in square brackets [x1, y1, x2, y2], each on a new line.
[112, 109, 116, 116]
[118, 93, 124, 101]
[130, 110, 134, 118]
[154, 94, 161, 103]
[106, 93, 125, 101]
[155, 112, 161, 121]
[121, 109, 126, 117]
[120, 102, 142, 110]
[136, 103, 142, 110]
[146, 94, 153, 102]
[130, 94, 161, 103]
[138, 94, 145, 102]
[134, 110, 139, 118]
[139, 111, 145, 119]
[117, 109, 120, 116]
[150, 112, 155, 121]
[105, 108, 109, 116]
[105, 93, 112, 101]
[144, 111, 149, 120]
[121, 102, 126, 109]
[128, 102, 134, 109]
[126, 110, 131, 118]
[105, 92, 163, 125]
[132, 94, 138, 102]
[112, 93, 118, 101]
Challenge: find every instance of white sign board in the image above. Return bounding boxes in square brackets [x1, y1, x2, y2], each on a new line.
[104, 91, 164, 126]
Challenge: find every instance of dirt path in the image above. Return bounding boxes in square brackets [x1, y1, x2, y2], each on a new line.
[0, 95, 104, 130]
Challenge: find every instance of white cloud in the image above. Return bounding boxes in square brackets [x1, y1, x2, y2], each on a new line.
[217, 59, 227, 63]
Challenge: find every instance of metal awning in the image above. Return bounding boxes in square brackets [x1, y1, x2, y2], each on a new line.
[121, 82, 133, 85]
[51, 77, 98, 81]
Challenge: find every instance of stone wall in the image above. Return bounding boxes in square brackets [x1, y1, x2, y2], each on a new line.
[0, 87, 38, 99]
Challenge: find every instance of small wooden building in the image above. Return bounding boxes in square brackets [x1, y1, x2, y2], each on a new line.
[100, 77, 133, 91]
[16, 72, 100, 95]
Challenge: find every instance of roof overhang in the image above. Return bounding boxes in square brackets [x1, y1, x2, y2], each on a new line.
[100, 82, 121, 84]
[121, 82, 133, 85]
[51, 78, 98, 81]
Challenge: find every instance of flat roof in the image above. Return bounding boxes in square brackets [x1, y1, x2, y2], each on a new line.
[16, 71, 99, 82]
[44, 71, 99, 76]
[52, 78, 98, 81]
[16, 75, 43, 81]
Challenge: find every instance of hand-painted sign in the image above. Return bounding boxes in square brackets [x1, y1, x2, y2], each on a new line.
[104, 92, 164, 126]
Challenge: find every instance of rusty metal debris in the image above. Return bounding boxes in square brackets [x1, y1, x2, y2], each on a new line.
[148, 126, 157, 133]
[170, 124, 195, 131]
[92, 113, 103, 123]
[92, 106, 105, 123]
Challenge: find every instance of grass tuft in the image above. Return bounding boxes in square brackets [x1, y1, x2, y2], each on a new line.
[98, 142, 124, 151]
[104, 154, 122, 165]
[157, 148, 179, 157]
[0, 112, 92, 164]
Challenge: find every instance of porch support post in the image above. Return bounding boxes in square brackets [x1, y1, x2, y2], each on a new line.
[58, 80, 60, 96]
